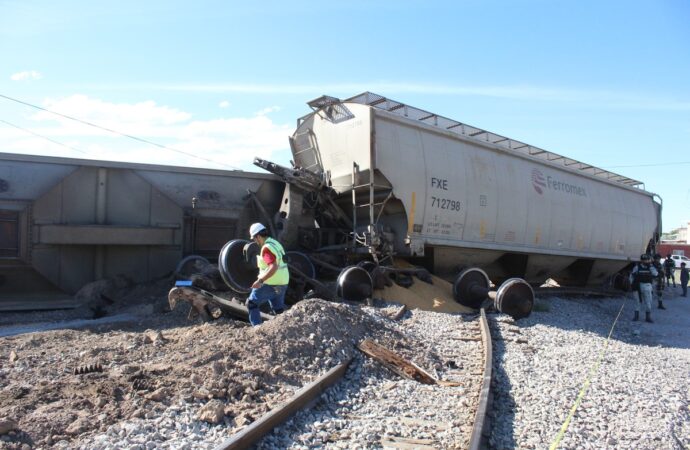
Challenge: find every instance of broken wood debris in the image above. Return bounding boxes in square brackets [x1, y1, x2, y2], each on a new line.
[380, 436, 437, 449]
[390, 305, 407, 321]
[169, 286, 273, 323]
[357, 339, 461, 386]
[450, 335, 482, 342]
[397, 416, 450, 430]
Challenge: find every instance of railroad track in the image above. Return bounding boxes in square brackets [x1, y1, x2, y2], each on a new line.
[214, 306, 494, 450]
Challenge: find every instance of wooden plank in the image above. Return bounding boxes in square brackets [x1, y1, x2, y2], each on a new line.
[450, 336, 481, 342]
[357, 339, 436, 385]
[215, 359, 352, 450]
[397, 416, 450, 430]
[390, 304, 407, 321]
[381, 437, 437, 449]
[169, 287, 273, 322]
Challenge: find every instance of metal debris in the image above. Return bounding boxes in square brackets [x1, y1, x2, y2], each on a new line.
[73, 363, 103, 375]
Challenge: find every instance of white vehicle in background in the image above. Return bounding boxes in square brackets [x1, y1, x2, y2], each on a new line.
[661, 254, 690, 269]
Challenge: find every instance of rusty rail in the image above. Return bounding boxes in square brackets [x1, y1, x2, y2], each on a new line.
[214, 358, 352, 450]
[468, 308, 492, 450]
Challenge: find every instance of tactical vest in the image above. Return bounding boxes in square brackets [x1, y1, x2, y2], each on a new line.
[636, 264, 653, 284]
[256, 237, 289, 285]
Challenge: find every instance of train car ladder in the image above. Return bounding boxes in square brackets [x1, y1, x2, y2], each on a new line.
[289, 130, 324, 176]
[350, 162, 394, 260]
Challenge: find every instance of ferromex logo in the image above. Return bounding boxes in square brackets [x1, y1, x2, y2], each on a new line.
[531, 168, 587, 197]
[531, 168, 546, 194]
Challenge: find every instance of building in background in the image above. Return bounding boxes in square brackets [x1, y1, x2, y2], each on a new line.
[659, 222, 689, 256]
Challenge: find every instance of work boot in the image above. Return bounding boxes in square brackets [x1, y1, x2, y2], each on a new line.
[658, 301, 666, 310]
[632, 311, 639, 321]
[645, 312, 653, 323]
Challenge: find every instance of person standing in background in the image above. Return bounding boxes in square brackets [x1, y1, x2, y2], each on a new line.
[663, 253, 676, 288]
[653, 253, 666, 310]
[630, 254, 658, 323]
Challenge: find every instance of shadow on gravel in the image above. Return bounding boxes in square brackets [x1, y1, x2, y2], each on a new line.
[512, 292, 690, 350]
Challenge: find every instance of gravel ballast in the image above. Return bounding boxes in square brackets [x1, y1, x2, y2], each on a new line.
[488, 291, 690, 450]
[2, 284, 689, 449]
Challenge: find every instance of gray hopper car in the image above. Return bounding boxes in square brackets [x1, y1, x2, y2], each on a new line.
[269, 92, 661, 288]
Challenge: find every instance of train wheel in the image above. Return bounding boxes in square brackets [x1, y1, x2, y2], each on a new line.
[174, 255, 210, 278]
[494, 278, 534, 319]
[285, 251, 316, 279]
[453, 268, 491, 309]
[336, 266, 373, 302]
[218, 239, 258, 294]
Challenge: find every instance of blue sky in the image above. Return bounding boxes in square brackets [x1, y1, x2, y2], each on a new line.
[1, 0, 689, 231]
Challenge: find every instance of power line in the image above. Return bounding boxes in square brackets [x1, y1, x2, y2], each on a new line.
[0, 118, 91, 156]
[0, 93, 242, 170]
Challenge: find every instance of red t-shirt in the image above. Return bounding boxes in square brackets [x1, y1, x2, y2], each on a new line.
[262, 247, 276, 265]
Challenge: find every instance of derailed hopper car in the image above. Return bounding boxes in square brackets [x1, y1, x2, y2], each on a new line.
[239, 93, 661, 317]
[247, 93, 660, 314]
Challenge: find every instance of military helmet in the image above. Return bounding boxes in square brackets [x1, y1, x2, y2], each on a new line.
[640, 254, 651, 261]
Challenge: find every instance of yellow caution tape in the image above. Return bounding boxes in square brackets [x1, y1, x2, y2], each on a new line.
[548, 299, 626, 450]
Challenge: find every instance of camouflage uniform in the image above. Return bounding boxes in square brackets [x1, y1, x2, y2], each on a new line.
[630, 260, 657, 322]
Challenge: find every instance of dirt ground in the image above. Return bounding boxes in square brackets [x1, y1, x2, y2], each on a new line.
[0, 277, 442, 449]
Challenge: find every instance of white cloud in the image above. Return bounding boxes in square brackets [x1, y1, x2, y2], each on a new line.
[255, 106, 281, 115]
[219, 100, 230, 108]
[10, 70, 42, 81]
[2, 95, 291, 170]
[35, 95, 191, 126]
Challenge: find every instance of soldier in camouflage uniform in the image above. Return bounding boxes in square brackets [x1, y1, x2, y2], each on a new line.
[630, 254, 657, 323]
[652, 253, 666, 310]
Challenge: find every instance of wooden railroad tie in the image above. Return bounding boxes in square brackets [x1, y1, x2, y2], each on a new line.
[357, 339, 461, 387]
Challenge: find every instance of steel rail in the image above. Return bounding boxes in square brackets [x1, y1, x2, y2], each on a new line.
[214, 358, 352, 450]
[468, 308, 493, 450]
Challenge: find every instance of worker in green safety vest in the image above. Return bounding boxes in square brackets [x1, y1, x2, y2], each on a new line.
[246, 223, 289, 326]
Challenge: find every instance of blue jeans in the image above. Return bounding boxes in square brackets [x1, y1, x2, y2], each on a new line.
[246, 284, 287, 326]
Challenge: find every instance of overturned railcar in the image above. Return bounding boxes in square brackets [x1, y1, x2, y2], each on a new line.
[0, 153, 283, 301]
[268, 92, 661, 288]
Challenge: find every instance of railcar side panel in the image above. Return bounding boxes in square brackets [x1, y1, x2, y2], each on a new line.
[292, 101, 658, 285]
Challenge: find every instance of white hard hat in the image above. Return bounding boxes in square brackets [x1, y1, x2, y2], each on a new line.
[249, 222, 266, 238]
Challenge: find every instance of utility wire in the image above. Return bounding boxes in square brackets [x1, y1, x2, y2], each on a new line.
[5, 92, 684, 173]
[0, 118, 91, 156]
[0, 93, 241, 170]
